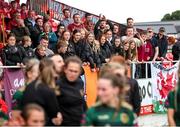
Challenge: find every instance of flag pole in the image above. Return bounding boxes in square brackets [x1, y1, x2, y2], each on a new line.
[2, 14, 5, 46]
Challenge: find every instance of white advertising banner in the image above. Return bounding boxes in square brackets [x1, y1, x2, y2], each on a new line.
[136, 62, 179, 114]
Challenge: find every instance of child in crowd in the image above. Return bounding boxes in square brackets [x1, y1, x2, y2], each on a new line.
[1, 33, 26, 66]
[35, 44, 46, 60]
[21, 36, 35, 59]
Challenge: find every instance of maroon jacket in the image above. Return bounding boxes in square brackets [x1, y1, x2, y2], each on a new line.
[138, 41, 153, 61]
[68, 23, 85, 32]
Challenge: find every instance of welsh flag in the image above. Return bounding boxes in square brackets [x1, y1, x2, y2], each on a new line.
[151, 62, 179, 113]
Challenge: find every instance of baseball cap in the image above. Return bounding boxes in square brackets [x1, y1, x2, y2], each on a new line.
[159, 27, 165, 32]
[147, 27, 153, 31]
[147, 27, 153, 33]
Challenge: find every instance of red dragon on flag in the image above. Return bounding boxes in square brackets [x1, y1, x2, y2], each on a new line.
[156, 62, 178, 99]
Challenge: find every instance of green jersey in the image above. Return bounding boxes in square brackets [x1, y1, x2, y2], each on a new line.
[167, 86, 180, 126]
[82, 102, 137, 126]
[13, 90, 24, 110]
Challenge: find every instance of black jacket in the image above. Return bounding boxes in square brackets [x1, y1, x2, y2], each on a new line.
[56, 76, 86, 126]
[1, 45, 26, 66]
[24, 18, 40, 47]
[99, 43, 111, 63]
[55, 41, 76, 60]
[23, 46, 35, 58]
[94, 20, 114, 39]
[172, 41, 180, 60]
[86, 42, 101, 68]
[70, 39, 87, 62]
[112, 44, 124, 56]
[155, 34, 168, 58]
[11, 26, 30, 44]
[34, 49, 46, 60]
[22, 80, 60, 125]
[125, 78, 141, 116]
[32, 24, 44, 48]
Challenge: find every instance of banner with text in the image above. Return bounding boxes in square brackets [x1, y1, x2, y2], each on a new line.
[3, 69, 25, 115]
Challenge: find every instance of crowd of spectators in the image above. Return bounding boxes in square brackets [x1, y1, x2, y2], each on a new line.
[0, 0, 179, 126]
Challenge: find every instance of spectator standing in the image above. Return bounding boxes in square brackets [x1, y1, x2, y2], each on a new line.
[9, 1, 19, 18]
[121, 27, 143, 47]
[99, 34, 111, 64]
[112, 36, 123, 56]
[155, 27, 168, 60]
[55, 24, 65, 40]
[68, 13, 85, 33]
[121, 17, 137, 36]
[172, 41, 180, 60]
[24, 10, 38, 46]
[105, 29, 114, 51]
[129, 39, 138, 62]
[137, 31, 153, 62]
[39, 22, 58, 51]
[120, 41, 130, 62]
[137, 31, 153, 78]
[32, 17, 44, 48]
[7, 11, 21, 31]
[60, 8, 73, 27]
[70, 29, 87, 62]
[60, 30, 76, 57]
[113, 23, 122, 38]
[83, 13, 94, 32]
[86, 32, 101, 71]
[11, 19, 30, 44]
[20, 3, 28, 20]
[146, 27, 159, 62]
[94, 14, 113, 39]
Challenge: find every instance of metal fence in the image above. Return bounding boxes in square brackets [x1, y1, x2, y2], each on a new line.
[131, 60, 180, 79]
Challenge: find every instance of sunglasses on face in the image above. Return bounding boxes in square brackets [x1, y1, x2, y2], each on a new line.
[148, 31, 153, 33]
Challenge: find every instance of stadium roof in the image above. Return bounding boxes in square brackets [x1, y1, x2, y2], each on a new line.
[134, 20, 180, 34]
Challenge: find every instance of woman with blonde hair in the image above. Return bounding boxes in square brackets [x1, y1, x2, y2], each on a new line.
[101, 55, 142, 116]
[82, 73, 137, 126]
[85, 32, 101, 71]
[120, 41, 131, 63]
[129, 39, 138, 62]
[22, 58, 62, 126]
